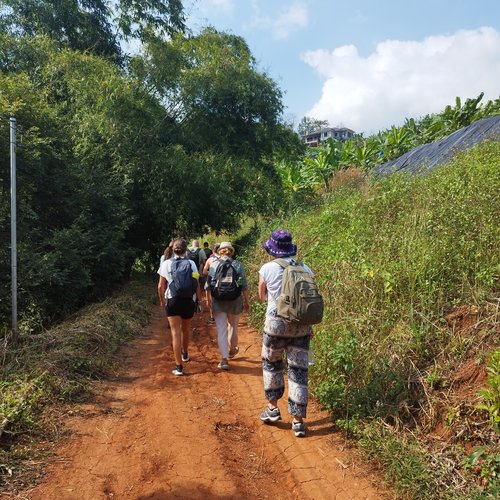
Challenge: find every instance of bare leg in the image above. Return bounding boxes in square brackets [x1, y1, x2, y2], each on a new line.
[168, 316, 183, 365]
[206, 290, 214, 320]
[181, 318, 191, 353]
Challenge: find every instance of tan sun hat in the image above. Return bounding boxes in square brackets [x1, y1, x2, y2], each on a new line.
[218, 241, 235, 254]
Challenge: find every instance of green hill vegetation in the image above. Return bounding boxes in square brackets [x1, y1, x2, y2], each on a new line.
[244, 141, 499, 499]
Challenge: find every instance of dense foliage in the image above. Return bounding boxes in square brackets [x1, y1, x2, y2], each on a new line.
[0, 2, 300, 332]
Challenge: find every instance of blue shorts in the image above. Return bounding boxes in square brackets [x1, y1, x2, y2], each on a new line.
[166, 297, 196, 319]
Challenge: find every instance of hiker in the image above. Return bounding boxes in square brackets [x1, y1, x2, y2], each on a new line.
[187, 239, 207, 288]
[203, 241, 213, 259]
[157, 241, 175, 327]
[159, 240, 174, 268]
[203, 243, 220, 324]
[207, 242, 249, 370]
[158, 238, 202, 376]
[258, 230, 315, 437]
[187, 239, 207, 274]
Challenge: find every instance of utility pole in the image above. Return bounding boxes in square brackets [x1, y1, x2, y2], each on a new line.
[10, 117, 17, 344]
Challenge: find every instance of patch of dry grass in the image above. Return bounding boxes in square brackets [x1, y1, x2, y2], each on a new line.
[0, 273, 155, 493]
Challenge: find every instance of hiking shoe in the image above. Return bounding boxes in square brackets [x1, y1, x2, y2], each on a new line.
[292, 420, 306, 437]
[228, 346, 239, 358]
[217, 360, 229, 370]
[207, 317, 215, 325]
[260, 406, 281, 423]
[181, 351, 190, 362]
[172, 365, 184, 376]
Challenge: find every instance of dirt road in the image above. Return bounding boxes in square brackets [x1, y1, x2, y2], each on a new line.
[26, 307, 388, 499]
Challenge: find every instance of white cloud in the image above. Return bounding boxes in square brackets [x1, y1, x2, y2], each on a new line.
[248, 2, 309, 40]
[273, 4, 309, 40]
[301, 27, 500, 134]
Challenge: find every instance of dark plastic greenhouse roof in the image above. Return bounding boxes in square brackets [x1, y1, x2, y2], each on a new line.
[376, 115, 500, 176]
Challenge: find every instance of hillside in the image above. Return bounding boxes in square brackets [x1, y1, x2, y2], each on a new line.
[244, 139, 500, 499]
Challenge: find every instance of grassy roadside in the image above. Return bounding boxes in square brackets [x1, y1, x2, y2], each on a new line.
[0, 273, 155, 491]
[245, 141, 499, 499]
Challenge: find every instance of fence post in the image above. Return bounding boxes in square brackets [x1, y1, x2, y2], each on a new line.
[10, 117, 17, 344]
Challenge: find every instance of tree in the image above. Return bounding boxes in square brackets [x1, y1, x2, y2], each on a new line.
[117, 0, 185, 41]
[0, 37, 148, 324]
[0, 0, 186, 62]
[276, 160, 314, 209]
[297, 116, 330, 136]
[175, 28, 285, 161]
[0, 0, 121, 61]
[129, 27, 291, 224]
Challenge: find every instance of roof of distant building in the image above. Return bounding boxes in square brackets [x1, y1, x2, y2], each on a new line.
[301, 126, 355, 138]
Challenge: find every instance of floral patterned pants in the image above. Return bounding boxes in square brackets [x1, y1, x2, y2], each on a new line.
[261, 332, 311, 418]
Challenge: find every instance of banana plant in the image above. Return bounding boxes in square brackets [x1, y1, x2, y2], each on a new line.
[276, 159, 314, 208]
[303, 138, 342, 189]
[378, 125, 412, 161]
[441, 93, 485, 133]
[338, 138, 379, 171]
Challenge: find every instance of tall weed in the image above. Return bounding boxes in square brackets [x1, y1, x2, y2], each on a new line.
[247, 141, 499, 421]
[247, 141, 499, 498]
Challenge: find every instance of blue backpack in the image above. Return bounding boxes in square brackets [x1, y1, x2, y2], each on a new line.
[169, 258, 196, 298]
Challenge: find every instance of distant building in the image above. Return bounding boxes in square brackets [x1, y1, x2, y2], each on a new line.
[301, 127, 355, 147]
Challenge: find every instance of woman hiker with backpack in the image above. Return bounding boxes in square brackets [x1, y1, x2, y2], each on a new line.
[157, 240, 175, 330]
[158, 238, 202, 376]
[202, 243, 221, 325]
[207, 242, 249, 370]
[258, 230, 323, 438]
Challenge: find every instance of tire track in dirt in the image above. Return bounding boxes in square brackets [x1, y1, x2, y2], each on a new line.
[23, 305, 389, 499]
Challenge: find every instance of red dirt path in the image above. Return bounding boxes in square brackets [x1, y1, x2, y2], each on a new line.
[22, 307, 389, 499]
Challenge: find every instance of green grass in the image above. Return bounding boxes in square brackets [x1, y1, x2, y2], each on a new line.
[246, 140, 500, 498]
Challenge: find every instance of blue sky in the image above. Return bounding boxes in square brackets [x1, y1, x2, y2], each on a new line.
[186, 0, 500, 134]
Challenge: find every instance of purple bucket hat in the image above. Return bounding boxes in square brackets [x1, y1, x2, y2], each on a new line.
[263, 230, 297, 258]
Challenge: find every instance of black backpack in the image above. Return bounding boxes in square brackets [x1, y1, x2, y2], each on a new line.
[169, 258, 197, 298]
[186, 247, 201, 268]
[211, 259, 242, 301]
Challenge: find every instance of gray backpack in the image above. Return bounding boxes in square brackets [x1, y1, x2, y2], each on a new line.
[274, 259, 324, 325]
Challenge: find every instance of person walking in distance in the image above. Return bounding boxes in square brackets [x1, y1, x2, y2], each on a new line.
[203, 243, 220, 325]
[187, 240, 206, 275]
[207, 242, 249, 370]
[258, 230, 316, 437]
[158, 239, 202, 376]
[203, 241, 213, 260]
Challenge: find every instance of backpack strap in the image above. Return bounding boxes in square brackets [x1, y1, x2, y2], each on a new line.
[274, 258, 302, 268]
[274, 258, 290, 269]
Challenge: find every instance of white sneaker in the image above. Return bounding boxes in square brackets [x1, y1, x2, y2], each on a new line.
[292, 420, 306, 437]
[217, 360, 229, 370]
[172, 365, 184, 376]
